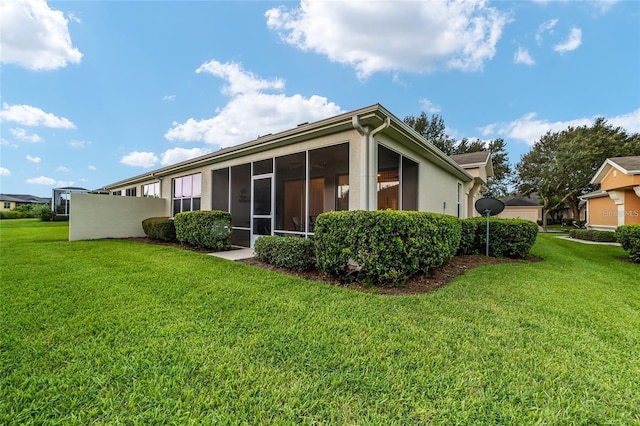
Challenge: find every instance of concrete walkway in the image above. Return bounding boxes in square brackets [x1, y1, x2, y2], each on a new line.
[207, 248, 255, 260]
[555, 236, 621, 246]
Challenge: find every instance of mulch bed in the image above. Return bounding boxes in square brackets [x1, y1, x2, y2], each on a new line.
[124, 237, 542, 296]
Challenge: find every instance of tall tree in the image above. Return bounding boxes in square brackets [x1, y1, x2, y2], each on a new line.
[516, 118, 640, 230]
[403, 112, 456, 155]
[404, 112, 513, 198]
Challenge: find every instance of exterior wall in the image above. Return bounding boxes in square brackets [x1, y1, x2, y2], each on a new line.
[624, 190, 640, 224]
[69, 193, 167, 241]
[586, 196, 618, 229]
[497, 206, 542, 222]
[600, 168, 640, 191]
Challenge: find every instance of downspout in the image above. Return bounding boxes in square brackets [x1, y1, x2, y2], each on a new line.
[352, 115, 390, 210]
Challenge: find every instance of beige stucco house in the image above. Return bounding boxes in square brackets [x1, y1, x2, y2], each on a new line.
[73, 104, 492, 245]
[0, 194, 50, 211]
[450, 151, 493, 218]
[496, 194, 543, 223]
[582, 156, 640, 230]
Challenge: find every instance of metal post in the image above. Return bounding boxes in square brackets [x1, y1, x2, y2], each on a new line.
[485, 210, 490, 257]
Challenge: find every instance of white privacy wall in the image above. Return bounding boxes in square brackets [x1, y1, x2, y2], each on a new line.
[69, 193, 167, 241]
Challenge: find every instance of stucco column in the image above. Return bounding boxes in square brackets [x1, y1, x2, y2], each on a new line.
[607, 190, 625, 227]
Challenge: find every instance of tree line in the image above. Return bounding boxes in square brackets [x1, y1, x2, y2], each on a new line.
[403, 112, 640, 229]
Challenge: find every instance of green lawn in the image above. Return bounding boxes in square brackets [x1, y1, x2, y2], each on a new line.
[1, 220, 638, 425]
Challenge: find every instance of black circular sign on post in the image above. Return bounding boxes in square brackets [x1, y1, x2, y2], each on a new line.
[474, 197, 505, 256]
[475, 197, 505, 216]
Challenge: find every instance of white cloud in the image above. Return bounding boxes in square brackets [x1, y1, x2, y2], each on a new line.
[88, 165, 96, 171]
[162, 95, 176, 102]
[0, 0, 82, 70]
[554, 27, 582, 53]
[608, 108, 640, 134]
[594, 0, 618, 14]
[419, 98, 441, 114]
[0, 103, 75, 128]
[535, 18, 558, 45]
[1, 138, 18, 147]
[69, 140, 90, 148]
[67, 12, 81, 24]
[26, 155, 42, 163]
[160, 147, 213, 166]
[514, 47, 535, 65]
[480, 109, 640, 146]
[197, 60, 285, 95]
[56, 166, 70, 172]
[0, 167, 10, 176]
[27, 176, 56, 185]
[10, 127, 43, 142]
[266, 0, 509, 78]
[166, 60, 342, 148]
[120, 151, 159, 168]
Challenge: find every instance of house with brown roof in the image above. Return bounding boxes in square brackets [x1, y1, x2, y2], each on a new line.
[582, 156, 640, 230]
[450, 151, 493, 218]
[496, 194, 543, 223]
[0, 194, 51, 211]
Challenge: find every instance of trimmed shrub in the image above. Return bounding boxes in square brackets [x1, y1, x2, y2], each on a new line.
[254, 235, 315, 272]
[569, 228, 616, 242]
[0, 211, 22, 219]
[458, 217, 538, 259]
[174, 210, 232, 251]
[615, 224, 640, 263]
[458, 217, 483, 256]
[142, 217, 177, 242]
[314, 210, 461, 287]
[0, 204, 51, 220]
[34, 204, 53, 221]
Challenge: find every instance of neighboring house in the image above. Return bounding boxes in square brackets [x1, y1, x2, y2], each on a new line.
[581, 156, 640, 230]
[0, 194, 51, 211]
[496, 194, 543, 223]
[73, 104, 491, 244]
[450, 151, 493, 218]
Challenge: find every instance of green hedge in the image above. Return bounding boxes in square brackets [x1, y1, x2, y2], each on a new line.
[314, 210, 461, 287]
[569, 228, 617, 243]
[0, 204, 52, 220]
[254, 235, 315, 272]
[142, 217, 177, 242]
[615, 224, 640, 263]
[174, 210, 232, 251]
[458, 217, 538, 259]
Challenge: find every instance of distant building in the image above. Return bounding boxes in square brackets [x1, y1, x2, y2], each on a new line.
[496, 194, 543, 223]
[582, 156, 640, 230]
[0, 194, 51, 211]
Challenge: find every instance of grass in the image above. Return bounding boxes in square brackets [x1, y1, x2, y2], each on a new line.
[1, 219, 639, 425]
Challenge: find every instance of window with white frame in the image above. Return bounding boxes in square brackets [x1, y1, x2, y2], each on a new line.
[125, 187, 137, 197]
[142, 182, 160, 198]
[173, 173, 201, 215]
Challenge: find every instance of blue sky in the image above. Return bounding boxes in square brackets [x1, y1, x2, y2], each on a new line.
[1, 0, 638, 197]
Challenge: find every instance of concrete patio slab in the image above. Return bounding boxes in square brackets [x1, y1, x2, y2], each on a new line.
[208, 248, 255, 260]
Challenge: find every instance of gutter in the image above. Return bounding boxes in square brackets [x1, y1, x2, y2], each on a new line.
[352, 114, 391, 210]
